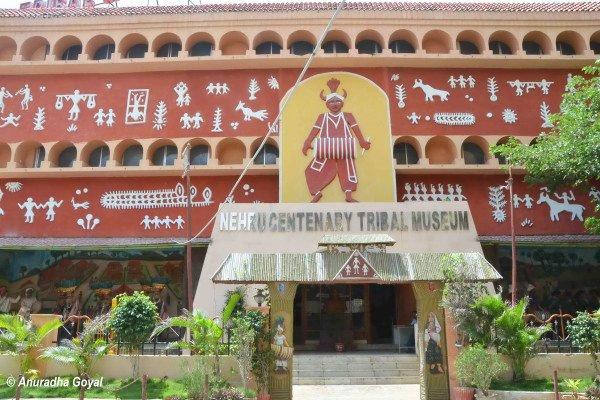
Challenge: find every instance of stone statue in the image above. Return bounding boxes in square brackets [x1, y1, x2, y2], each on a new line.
[18, 288, 41, 321]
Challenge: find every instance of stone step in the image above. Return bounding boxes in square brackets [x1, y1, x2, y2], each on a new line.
[294, 361, 419, 370]
[293, 368, 420, 378]
[293, 376, 420, 385]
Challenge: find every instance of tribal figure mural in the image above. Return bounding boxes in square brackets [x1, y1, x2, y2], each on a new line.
[302, 78, 371, 203]
[281, 72, 396, 203]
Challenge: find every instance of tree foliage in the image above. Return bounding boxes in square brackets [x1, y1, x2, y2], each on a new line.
[568, 310, 600, 376]
[492, 60, 600, 233]
[109, 292, 158, 347]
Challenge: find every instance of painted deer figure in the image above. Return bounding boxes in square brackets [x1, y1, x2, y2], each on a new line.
[537, 190, 585, 222]
[235, 101, 268, 121]
[412, 79, 450, 102]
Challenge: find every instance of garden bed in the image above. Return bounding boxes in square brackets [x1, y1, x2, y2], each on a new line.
[0, 377, 186, 399]
[487, 378, 594, 400]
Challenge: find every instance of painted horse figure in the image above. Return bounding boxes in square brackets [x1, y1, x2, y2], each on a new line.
[536, 191, 585, 221]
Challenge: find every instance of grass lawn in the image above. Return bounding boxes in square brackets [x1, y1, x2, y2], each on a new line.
[491, 377, 594, 392]
[0, 377, 187, 399]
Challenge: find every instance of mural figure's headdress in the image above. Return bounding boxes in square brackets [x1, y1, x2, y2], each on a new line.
[320, 78, 347, 102]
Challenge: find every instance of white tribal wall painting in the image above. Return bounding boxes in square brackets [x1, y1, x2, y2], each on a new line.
[487, 185, 589, 225]
[124, 89, 149, 125]
[140, 215, 185, 230]
[0, 177, 276, 236]
[267, 76, 280, 90]
[153, 101, 168, 130]
[100, 183, 213, 209]
[33, 107, 46, 131]
[0, 69, 570, 140]
[402, 183, 467, 202]
[248, 78, 260, 100]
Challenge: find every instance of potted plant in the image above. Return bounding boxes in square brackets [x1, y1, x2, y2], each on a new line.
[455, 345, 508, 400]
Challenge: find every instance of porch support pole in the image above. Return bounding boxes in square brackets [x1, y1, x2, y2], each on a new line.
[412, 282, 450, 400]
[267, 282, 299, 400]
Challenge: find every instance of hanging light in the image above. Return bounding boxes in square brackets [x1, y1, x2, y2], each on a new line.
[253, 288, 266, 307]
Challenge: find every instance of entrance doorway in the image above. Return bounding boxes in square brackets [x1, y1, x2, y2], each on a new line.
[293, 284, 416, 351]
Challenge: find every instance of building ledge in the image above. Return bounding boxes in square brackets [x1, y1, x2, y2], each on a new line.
[0, 54, 596, 76]
[0, 236, 210, 250]
[478, 235, 600, 245]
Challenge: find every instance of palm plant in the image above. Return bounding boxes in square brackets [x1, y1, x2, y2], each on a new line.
[0, 314, 62, 400]
[40, 314, 111, 400]
[494, 299, 548, 381]
[152, 309, 223, 376]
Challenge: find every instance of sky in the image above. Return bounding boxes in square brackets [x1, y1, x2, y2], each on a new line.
[0, 0, 584, 9]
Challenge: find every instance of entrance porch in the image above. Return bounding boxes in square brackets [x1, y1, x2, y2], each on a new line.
[212, 234, 501, 400]
[293, 283, 416, 353]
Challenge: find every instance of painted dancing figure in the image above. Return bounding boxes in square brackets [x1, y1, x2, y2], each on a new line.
[16, 85, 33, 110]
[18, 197, 39, 224]
[302, 78, 371, 203]
[42, 197, 63, 221]
[0, 87, 13, 113]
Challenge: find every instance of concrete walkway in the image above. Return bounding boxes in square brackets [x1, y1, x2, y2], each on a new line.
[293, 384, 421, 400]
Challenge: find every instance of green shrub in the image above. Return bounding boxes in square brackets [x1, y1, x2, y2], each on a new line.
[108, 291, 158, 378]
[568, 310, 600, 376]
[455, 345, 508, 395]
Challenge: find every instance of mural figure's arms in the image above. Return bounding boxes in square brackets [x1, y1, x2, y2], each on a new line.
[345, 113, 371, 150]
[302, 115, 325, 155]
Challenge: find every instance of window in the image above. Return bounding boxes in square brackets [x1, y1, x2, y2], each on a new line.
[88, 145, 109, 167]
[462, 142, 485, 165]
[489, 40, 512, 55]
[93, 44, 115, 60]
[356, 40, 381, 55]
[255, 41, 282, 55]
[556, 41, 576, 55]
[156, 42, 181, 58]
[393, 143, 419, 165]
[290, 41, 314, 55]
[190, 145, 209, 166]
[323, 40, 348, 54]
[592, 41, 600, 55]
[189, 41, 212, 56]
[152, 145, 178, 166]
[33, 146, 45, 168]
[61, 44, 82, 61]
[523, 41, 543, 55]
[254, 144, 278, 165]
[125, 43, 148, 59]
[122, 145, 142, 166]
[389, 40, 415, 54]
[57, 146, 77, 167]
[458, 40, 479, 55]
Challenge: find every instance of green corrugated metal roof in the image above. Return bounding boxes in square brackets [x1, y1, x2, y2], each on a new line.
[212, 251, 501, 283]
[318, 234, 396, 246]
